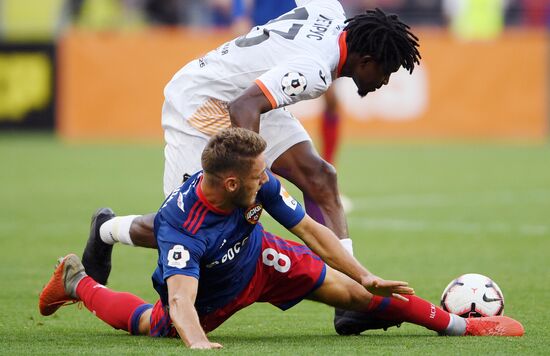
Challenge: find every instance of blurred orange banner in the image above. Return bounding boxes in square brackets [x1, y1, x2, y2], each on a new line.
[58, 28, 548, 140]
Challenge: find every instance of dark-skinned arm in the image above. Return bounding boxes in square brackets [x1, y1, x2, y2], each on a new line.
[166, 274, 222, 349]
[228, 83, 273, 133]
[290, 215, 414, 301]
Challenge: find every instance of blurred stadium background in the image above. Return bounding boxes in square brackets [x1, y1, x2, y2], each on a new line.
[0, 0, 548, 140]
[1, 0, 550, 354]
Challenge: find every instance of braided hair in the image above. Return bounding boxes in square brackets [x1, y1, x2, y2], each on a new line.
[344, 8, 421, 74]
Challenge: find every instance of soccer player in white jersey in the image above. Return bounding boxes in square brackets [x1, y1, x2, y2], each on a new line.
[82, 3, 421, 334]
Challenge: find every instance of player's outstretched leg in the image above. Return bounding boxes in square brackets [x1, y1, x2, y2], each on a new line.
[359, 295, 524, 337]
[82, 207, 116, 285]
[365, 294, 525, 337]
[39, 254, 152, 335]
[315, 268, 524, 337]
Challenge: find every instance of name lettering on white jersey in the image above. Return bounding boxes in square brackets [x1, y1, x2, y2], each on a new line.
[306, 14, 333, 40]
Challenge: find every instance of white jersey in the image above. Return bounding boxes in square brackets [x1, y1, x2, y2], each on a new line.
[163, 0, 347, 137]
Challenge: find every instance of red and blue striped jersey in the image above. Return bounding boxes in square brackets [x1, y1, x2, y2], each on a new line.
[152, 170, 305, 314]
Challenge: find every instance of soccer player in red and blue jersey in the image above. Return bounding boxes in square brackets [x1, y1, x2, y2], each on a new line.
[40, 128, 523, 349]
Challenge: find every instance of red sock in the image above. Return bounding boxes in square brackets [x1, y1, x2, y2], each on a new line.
[321, 111, 339, 164]
[76, 276, 150, 334]
[366, 295, 451, 332]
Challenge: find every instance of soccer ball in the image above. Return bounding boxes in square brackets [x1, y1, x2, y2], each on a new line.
[440, 273, 504, 317]
[281, 72, 307, 96]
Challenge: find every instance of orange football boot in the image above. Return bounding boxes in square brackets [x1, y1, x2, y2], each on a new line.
[465, 316, 524, 336]
[39, 254, 86, 316]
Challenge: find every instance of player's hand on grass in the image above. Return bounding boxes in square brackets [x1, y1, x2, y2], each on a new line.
[190, 341, 223, 349]
[361, 274, 415, 302]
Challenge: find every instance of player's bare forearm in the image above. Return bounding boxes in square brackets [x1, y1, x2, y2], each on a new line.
[291, 215, 369, 284]
[291, 215, 414, 300]
[228, 83, 272, 132]
[167, 275, 221, 349]
[169, 297, 208, 347]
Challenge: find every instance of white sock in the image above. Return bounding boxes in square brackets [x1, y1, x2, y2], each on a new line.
[99, 215, 139, 246]
[444, 313, 467, 336]
[339, 238, 354, 256]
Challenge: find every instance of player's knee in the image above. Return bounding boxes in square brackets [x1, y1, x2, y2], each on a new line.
[320, 160, 337, 186]
[303, 159, 338, 197]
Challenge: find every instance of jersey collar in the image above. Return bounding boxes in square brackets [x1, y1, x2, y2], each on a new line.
[336, 30, 348, 78]
[196, 176, 232, 215]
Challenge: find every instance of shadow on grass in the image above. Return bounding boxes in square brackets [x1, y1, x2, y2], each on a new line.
[214, 332, 439, 343]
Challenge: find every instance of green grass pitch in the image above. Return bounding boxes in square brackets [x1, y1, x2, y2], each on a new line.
[1, 133, 549, 354]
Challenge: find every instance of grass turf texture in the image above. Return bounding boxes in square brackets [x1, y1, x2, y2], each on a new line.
[1, 133, 549, 354]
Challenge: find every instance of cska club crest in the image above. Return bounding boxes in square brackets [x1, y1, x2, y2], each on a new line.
[244, 203, 263, 224]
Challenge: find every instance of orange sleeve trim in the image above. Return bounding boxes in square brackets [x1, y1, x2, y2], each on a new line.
[336, 31, 348, 78]
[254, 79, 277, 109]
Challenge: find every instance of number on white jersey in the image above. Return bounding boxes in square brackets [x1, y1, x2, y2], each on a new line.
[235, 7, 309, 48]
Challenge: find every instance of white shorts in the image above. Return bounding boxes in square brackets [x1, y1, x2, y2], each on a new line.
[162, 103, 311, 197]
